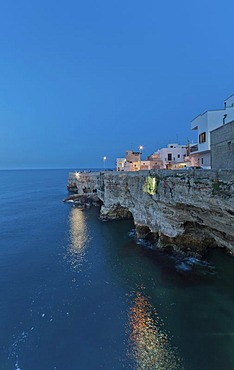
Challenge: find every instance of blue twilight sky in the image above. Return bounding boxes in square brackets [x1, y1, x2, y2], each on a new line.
[0, 0, 234, 169]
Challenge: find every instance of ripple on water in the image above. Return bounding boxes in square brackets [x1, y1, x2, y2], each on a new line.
[127, 290, 184, 370]
[173, 255, 216, 275]
[64, 207, 90, 272]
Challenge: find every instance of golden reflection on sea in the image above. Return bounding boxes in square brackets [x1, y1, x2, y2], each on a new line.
[66, 207, 89, 272]
[128, 289, 183, 370]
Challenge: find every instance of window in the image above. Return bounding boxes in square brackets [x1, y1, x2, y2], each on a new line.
[199, 132, 206, 144]
[201, 158, 204, 165]
[168, 153, 172, 161]
[178, 154, 180, 158]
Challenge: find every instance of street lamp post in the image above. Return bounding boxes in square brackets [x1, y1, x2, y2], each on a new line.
[103, 156, 107, 171]
[139, 145, 143, 171]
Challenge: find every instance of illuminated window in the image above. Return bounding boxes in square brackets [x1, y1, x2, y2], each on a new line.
[199, 132, 206, 143]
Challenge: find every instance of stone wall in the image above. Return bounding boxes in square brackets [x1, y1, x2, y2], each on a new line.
[211, 120, 234, 170]
[67, 170, 234, 255]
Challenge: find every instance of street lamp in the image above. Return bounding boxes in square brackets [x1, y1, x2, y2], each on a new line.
[138, 145, 144, 171]
[103, 156, 107, 171]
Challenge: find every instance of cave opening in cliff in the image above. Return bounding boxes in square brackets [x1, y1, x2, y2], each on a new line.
[135, 225, 157, 244]
[110, 204, 134, 220]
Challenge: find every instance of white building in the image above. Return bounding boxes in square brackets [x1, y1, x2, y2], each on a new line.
[116, 158, 126, 171]
[191, 94, 234, 168]
[158, 144, 188, 169]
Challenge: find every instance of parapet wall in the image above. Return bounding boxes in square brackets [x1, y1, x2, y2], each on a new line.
[211, 120, 234, 170]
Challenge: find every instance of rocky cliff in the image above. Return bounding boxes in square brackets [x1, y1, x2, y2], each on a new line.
[67, 170, 234, 256]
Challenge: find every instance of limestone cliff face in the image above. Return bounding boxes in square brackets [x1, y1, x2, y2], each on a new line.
[67, 172, 100, 194]
[67, 170, 234, 255]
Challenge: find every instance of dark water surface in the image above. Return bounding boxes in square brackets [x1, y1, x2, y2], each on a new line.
[0, 170, 233, 370]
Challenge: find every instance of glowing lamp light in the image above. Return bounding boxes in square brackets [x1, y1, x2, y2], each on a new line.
[103, 156, 107, 171]
[139, 145, 144, 154]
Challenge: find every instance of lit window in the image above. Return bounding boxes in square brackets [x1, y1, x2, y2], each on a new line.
[199, 132, 206, 143]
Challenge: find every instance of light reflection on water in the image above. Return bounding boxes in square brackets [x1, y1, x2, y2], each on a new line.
[66, 207, 89, 272]
[128, 288, 183, 370]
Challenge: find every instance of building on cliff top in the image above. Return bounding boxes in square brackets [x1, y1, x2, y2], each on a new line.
[116, 158, 126, 171]
[116, 143, 195, 171]
[191, 94, 234, 169]
[157, 143, 189, 169]
[125, 150, 141, 171]
[147, 143, 196, 170]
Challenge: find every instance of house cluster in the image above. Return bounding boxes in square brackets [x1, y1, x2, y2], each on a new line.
[116, 94, 234, 171]
[116, 144, 196, 171]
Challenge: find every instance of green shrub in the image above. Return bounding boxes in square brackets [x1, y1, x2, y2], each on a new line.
[143, 176, 158, 195]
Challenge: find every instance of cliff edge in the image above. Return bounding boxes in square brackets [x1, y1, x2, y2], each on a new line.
[66, 170, 234, 256]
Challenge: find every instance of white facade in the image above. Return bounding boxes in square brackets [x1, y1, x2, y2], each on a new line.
[158, 144, 187, 169]
[191, 94, 234, 168]
[224, 94, 234, 108]
[116, 158, 126, 171]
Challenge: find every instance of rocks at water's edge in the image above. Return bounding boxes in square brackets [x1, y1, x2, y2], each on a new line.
[63, 193, 101, 208]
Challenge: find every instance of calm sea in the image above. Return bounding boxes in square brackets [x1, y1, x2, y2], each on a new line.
[0, 169, 233, 370]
